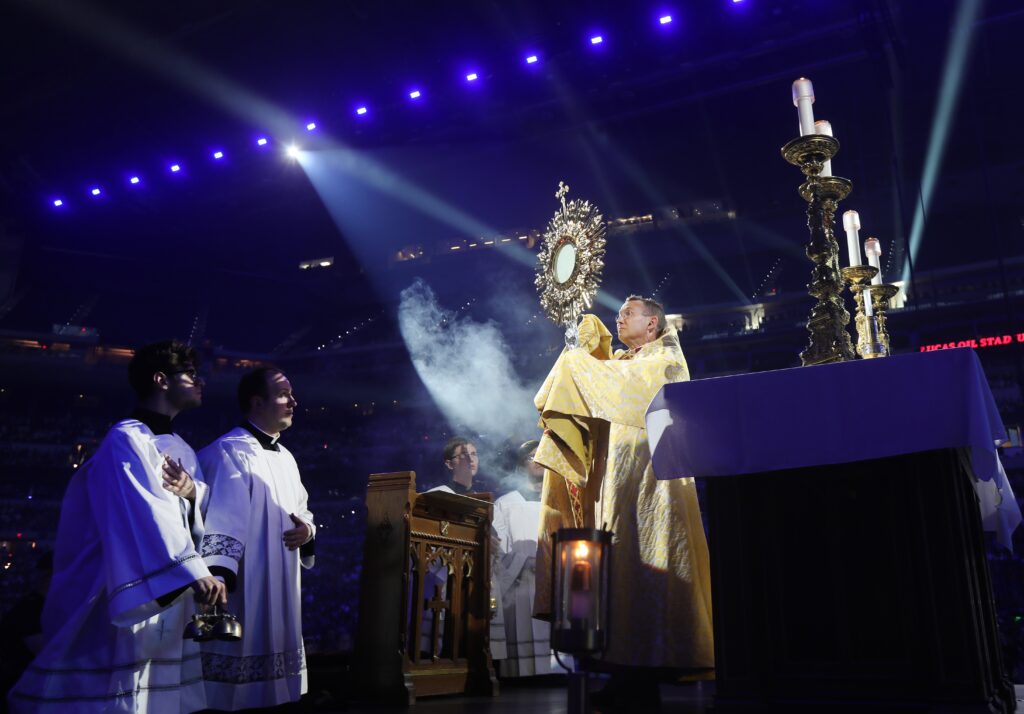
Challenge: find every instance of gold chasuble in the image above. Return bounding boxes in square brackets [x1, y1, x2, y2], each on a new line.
[533, 314, 714, 670]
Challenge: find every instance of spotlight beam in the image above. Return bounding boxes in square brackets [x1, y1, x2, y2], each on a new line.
[27, 0, 722, 314]
[19, 0, 303, 139]
[519, 58, 749, 305]
[584, 130, 749, 305]
[297, 147, 500, 243]
[25, 0, 513, 281]
[901, 0, 983, 285]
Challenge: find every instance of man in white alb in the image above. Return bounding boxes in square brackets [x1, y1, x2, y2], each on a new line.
[492, 440, 561, 676]
[198, 367, 315, 710]
[8, 340, 226, 714]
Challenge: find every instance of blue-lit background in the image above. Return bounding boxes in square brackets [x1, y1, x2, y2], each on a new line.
[2, 0, 1024, 681]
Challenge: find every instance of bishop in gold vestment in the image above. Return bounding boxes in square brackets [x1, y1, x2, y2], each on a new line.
[533, 298, 714, 672]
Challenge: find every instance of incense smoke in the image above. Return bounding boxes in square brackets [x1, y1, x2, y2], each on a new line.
[398, 279, 545, 491]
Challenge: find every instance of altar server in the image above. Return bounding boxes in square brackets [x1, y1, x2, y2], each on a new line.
[492, 440, 561, 676]
[8, 340, 225, 714]
[198, 367, 315, 710]
[440, 436, 478, 493]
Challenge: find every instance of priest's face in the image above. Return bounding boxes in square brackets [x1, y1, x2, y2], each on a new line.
[253, 371, 298, 433]
[616, 299, 657, 348]
[165, 364, 204, 411]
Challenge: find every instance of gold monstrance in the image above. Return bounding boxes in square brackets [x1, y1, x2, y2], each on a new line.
[535, 182, 607, 345]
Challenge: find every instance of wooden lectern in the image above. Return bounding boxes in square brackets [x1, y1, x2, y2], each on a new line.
[354, 471, 499, 704]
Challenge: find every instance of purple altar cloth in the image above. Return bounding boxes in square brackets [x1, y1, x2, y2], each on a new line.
[646, 348, 1021, 549]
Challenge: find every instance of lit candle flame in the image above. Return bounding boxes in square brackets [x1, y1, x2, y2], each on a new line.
[573, 541, 590, 559]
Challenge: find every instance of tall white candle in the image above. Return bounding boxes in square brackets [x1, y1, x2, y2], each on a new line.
[864, 237, 883, 285]
[815, 119, 833, 177]
[842, 210, 861, 267]
[792, 78, 816, 136]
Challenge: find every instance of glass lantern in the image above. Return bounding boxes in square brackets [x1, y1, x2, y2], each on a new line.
[551, 527, 612, 656]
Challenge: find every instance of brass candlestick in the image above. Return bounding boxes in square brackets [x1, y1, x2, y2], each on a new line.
[858, 313, 886, 358]
[782, 135, 856, 365]
[840, 265, 884, 358]
[869, 283, 900, 355]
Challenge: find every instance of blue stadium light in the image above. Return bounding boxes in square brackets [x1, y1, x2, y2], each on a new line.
[306, 121, 317, 131]
[90, 187, 101, 196]
[356, 106, 368, 115]
[286, 144, 300, 159]
[170, 164, 181, 173]
[256, 137, 268, 146]
[590, 35, 604, 45]
[53, 198, 64, 207]
[660, 15, 673, 24]
[213, 150, 224, 159]
[526, 54, 539, 64]
[130, 176, 140, 185]
[409, 89, 421, 99]
[466, 72, 479, 82]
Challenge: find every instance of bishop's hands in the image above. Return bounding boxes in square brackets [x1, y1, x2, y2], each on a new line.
[283, 513, 312, 550]
[577, 314, 613, 359]
[162, 456, 197, 502]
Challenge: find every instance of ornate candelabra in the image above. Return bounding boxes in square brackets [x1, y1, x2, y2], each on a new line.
[869, 283, 900, 355]
[782, 134, 856, 365]
[839, 266, 900, 358]
[841, 266, 884, 358]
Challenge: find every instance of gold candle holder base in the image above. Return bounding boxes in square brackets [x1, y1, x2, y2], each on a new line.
[869, 283, 900, 356]
[858, 315, 887, 359]
[840, 266, 885, 358]
[782, 135, 855, 366]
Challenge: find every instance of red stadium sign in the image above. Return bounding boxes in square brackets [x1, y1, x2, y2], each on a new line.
[919, 333, 1024, 352]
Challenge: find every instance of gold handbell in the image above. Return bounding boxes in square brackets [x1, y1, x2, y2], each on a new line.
[212, 607, 243, 641]
[183, 613, 211, 641]
[183, 605, 243, 641]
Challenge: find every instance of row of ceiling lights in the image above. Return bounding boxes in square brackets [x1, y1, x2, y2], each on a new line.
[46, 5, 749, 210]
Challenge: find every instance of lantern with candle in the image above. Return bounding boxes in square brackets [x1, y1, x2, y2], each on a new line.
[551, 527, 612, 714]
[552, 528, 611, 654]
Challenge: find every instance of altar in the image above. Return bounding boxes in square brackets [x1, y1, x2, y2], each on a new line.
[647, 348, 1020, 712]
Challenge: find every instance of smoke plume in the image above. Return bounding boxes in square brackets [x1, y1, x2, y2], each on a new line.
[398, 279, 545, 492]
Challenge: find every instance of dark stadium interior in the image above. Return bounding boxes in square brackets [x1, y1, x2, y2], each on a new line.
[2, 0, 1024, 710]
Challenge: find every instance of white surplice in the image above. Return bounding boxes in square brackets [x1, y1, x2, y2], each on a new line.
[491, 489, 562, 677]
[197, 427, 315, 711]
[8, 419, 211, 714]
